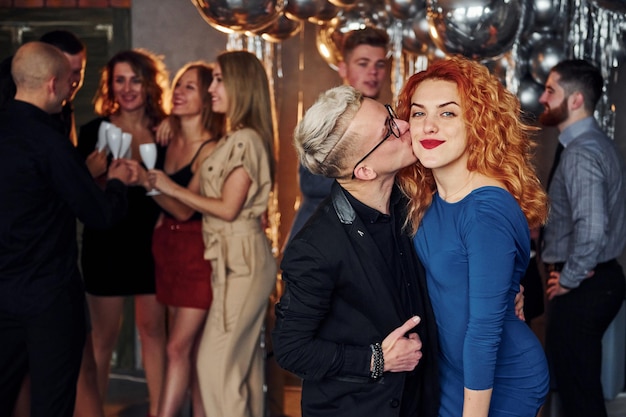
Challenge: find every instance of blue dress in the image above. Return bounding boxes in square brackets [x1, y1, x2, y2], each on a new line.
[413, 187, 549, 417]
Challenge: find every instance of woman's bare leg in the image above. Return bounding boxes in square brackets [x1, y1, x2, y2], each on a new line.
[157, 306, 208, 417]
[87, 294, 124, 402]
[135, 294, 166, 417]
[73, 332, 105, 417]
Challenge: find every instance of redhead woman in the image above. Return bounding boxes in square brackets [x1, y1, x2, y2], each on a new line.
[397, 56, 550, 417]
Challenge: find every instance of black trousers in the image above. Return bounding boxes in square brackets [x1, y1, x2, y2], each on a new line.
[0, 283, 86, 417]
[546, 261, 626, 417]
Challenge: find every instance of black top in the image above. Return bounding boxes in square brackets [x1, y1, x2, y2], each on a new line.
[159, 138, 217, 222]
[77, 117, 162, 296]
[0, 100, 128, 315]
[343, 188, 425, 416]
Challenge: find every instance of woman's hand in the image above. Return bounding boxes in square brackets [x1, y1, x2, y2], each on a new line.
[108, 158, 140, 185]
[135, 164, 151, 190]
[154, 116, 173, 146]
[514, 285, 525, 322]
[148, 169, 177, 195]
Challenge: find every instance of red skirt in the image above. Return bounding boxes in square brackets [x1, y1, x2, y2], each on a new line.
[152, 217, 212, 309]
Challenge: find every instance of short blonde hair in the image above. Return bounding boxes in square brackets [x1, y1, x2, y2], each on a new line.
[294, 85, 364, 178]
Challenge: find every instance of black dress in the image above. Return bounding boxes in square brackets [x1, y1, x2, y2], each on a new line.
[77, 117, 163, 296]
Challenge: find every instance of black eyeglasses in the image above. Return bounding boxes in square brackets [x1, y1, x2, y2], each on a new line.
[351, 104, 401, 179]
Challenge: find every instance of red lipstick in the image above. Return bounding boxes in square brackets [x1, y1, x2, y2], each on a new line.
[420, 140, 444, 149]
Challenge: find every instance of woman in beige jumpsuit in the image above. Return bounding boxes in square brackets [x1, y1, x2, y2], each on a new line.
[147, 50, 277, 417]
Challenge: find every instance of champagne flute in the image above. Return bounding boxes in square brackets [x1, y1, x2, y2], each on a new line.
[139, 143, 160, 196]
[120, 132, 132, 159]
[96, 121, 111, 152]
[106, 126, 123, 159]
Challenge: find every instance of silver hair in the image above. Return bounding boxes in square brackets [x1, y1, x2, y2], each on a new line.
[293, 85, 363, 178]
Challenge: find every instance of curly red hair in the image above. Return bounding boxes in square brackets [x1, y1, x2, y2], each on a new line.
[396, 56, 548, 236]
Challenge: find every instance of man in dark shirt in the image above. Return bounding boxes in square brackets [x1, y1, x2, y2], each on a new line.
[1, 30, 85, 142]
[0, 41, 138, 417]
[0, 30, 106, 177]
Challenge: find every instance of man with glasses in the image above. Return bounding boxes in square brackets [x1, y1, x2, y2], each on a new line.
[350, 103, 400, 179]
[270, 28, 391, 417]
[284, 26, 390, 245]
[272, 85, 440, 417]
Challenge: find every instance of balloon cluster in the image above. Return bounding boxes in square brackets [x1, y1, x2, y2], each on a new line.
[193, 0, 626, 126]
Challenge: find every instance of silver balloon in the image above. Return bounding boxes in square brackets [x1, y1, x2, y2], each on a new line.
[612, 27, 626, 67]
[307, 0, 341, 25]
[427, 43, 448, 62]
[528, 35, 566, 85]
[315, 6, 392, 70]
[590, 0, 626, 13]
[427, 0, 525, 60]
[367, 1, 393, 28]
[402, 9, 432, 55]
[483, 52, 528, 88]
[286, 0, 332, 21]
[517, 75, 545, 119]
[388, 0, 427, 20]
[329, 0, 360, 6]
[192, 0, 284, 34]
[530, 0, 567, 33]
[258, 13, 304, 42]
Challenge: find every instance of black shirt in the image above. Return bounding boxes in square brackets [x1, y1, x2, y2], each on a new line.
[343, 187, 424, 417]
[0, 100, 128, 315]
[344, 188, 416, 317]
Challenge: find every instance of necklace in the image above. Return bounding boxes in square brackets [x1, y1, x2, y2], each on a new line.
[439, 173, 474, 202]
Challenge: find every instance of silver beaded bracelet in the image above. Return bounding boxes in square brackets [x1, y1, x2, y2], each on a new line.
[370, 342, 384, 379]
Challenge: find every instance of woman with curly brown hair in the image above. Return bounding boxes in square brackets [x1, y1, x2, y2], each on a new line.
[396, 56, 550, 417]
[76, 48, 170, 417]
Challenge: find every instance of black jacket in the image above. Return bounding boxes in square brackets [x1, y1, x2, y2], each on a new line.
[273, 181, 439, 417]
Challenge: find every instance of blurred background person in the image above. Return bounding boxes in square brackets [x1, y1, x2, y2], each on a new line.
[141, 60, 224, 417]
[0, 41, 137, 417]
[3, 29, 106, 417]
[76, 48, 169, 417]
[147, 50, 277, 417]
[39, 29, 86, 147]
[0, 29, 86, 143]
[39, 30, 107, 417]
[538, 59, 626, 417]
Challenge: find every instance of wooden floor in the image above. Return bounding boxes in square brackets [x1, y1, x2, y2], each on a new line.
[103, 370, 303, 417]
[105, 313, 626, 417]
[105, 369, 626, 417]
